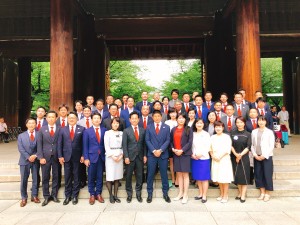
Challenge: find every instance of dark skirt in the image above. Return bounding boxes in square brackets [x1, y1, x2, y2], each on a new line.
[191, 159, 211, 181]
[173, 155, 191, 172]
[231, 154, 251, 185]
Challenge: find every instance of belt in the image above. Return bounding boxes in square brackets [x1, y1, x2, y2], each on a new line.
[110, 147, 122, 149]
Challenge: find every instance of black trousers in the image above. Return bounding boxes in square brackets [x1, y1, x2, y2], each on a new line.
[64, 157, 80, 198]
[125, 157, 143, 197]
[79, 163, 87, 184]
[0, 132, 9, 142]
[254, 156, 274, 191]
[41, 156, 59, 198]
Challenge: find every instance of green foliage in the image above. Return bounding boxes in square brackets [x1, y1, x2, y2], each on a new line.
[160, 60, 202, 98]
[31, 62, 50, 111]
[109, 61, 155, 102]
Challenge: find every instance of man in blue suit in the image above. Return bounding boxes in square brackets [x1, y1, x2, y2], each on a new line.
[203, 91, 214, 111]
[36, 106, 48, 131]
[136, 91, 151, 112]
[93, 99, 110, 121]
[18, 118, 40, 207]
[120, 96, 140, 128]
[37, 110, 60, 206]
[194, 95, 209, 123]
[83, 112, 107, 205]
[145, 110, 171, 203]
[58, 112, 85, 205]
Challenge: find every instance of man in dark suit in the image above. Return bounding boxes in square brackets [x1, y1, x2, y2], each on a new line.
[250, 91, 270, 111]
[256, 97, 273, 130]
[121, 94, 129, 110]
[56, 104, 69, 128]
[213, 101, 226, 121]
[246, 108, 259, 132]
[36, 106, 48, 131]
[122, 111, 147, 203]
[136, 91, 151, 112]
[57, 112, 85, 205]
[75, 100, 84, 120]
[103, 103, 126, 131]
[36, 110, 60, 206]
[103, 94, 114, 112]
[145, 110, 171, 203]
[120, 96, 140, 128]
[149, 100, 167, 122]
[93, 99, 110, 121]
[83, 112, 107, 205]
[220, 104, 237, 134]
[233, 92, 249, 120]
[238, 88, 251, 106]
[194, 95, 209, 123]
[182, 93, 195, 113]
[174, 100, 187, 117]
[18, 118, 40, 207]
[203, 91, 214, 111]
[138, 105, 153, 129]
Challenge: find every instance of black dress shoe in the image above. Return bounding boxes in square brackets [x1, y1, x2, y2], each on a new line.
[235, 197, 241, 200]
[194, 196, 202, 200]
[163, 195, 171, 203]
[126, 196, 132, 203]
[42, 198, 49, 206]
[72, 197, 78, 205]
[146, 195, 152, 203]
[63, 197, 71, 205]
[52, 197, 60, 203]
[201, 198, 207, 203]
[114, 196, 121, 203]
[137, 196, 143, 203]
[240, 198, 246, 203]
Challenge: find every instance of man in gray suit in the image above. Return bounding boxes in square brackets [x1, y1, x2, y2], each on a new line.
[18, 118, 40, 207]
[122, 111, 147, 203]
[103, 103, 126, 131]
[221, 104, 237, 134]
[233, 92, 249, 120]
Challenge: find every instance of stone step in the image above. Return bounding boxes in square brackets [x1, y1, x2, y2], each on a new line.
[0, 179, 299, 200]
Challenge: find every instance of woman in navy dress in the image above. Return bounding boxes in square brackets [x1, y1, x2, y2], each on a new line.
[170, 114, 193, 204]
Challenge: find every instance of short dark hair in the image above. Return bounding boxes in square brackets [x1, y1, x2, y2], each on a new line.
[75, 100, 83, 105]
[152, 110, 162, 116]
[58, 104, 69, 111]
[162, 96, 169, 102]
[204, 91, 212, 95]
[122, 94, 129, 98]
[152, 100, 161, 107]
[83, 105, 91, 111]
[36, 106, 47, 112]
[129, 111, 139, 119]
[182, 92, 190, 97]
[95, 98, 105, 104]
[256, 97, 266, 103]
[171, 89, 179, 95]
[234, 92, 243, 98]
[220, 92, 228, 98]
[91, 112, 102, 119]
[47, 110, 58, 117]
[127, 96, 135, 102]
[257, 115, 267, 122]
[194, 95, 203, 100]
[111, 117, 120, 125]
[25, 117, 36, 124]
[68, 111, 78, 117]
[109, 103, 118, 109]
[235, 116, 246, 125]
[192, 118, 204, 132]
[214, 121, 224, 128]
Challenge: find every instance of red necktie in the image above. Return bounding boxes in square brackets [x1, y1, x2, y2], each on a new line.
[116, 110, 120, 117]
[222, 104, 226, 112]
[95, 128, 100, 143]
[125, 104, 127, 110]
[185, 104, 189, 113]
[30, 131, 34, 141]
[86, 118, 90, 128]
[143, 101, 146, 106]
[155, 123, 160, 134]
[252, 120, 257, 129]
[62, 119, 65, 128]
[37, 121, 41, 131]
[228, 118, 232, 131]
[217, 112, 220, 121]
[260, 110, 264, 116]
[70, 126, 74, 140]
[143, 117, 147, 129]
[197, 106, 202, 118]
[165, 106, 168, 114]
[238, 106, 242, 117]
[207, 102, 210, 110]
[50, 127, 54, 137]
[134, 126, 139, 141]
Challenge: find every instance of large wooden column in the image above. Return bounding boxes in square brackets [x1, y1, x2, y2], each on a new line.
[18, 58, 32, 130]
[292, 58, 300, 134]
[50, 0, 74, 110]
[282, 55, 295, 133]
[95, 36, 107, 99]
[236, 0, 261, 102]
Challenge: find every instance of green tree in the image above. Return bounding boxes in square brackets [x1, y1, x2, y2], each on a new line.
[109, 61, 155, 102]
[31, 62, 50, 111]
[160, 60, 202, 98]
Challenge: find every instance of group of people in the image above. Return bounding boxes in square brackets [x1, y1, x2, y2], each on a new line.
[17, 88, 279, 207]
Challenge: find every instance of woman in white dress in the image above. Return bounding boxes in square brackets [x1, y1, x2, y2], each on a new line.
[210, 121, 233, 203]
[104, 117, 123, 203]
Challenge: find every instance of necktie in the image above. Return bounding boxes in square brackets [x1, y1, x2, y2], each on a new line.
[207, 102, 210, 110]
[70, 126, 74, 140]
[222, 104, 226, 112]
[260, 110, 264, 116]
[86, 118, 90, 128]
[185, 104, 189, 113]
[95, 128, 100, 143]
[165, 106, 168, 114]
[30, 131, 34, 141]
[155, 123, 160, 134]
[50, 127, 54, 137]
[143, 117, 147, 129]
[238, 106, 242, 116]
[197, 106, 202, 118]
[228, 118, 232, 131]
[116, 109, 120, 117]
[143, 101, 146, 106]
[37, 121, 41, 131]
[252, 120, 257, 129]
[125, 103, 127, 110]
[62, 119, 65, 127]
[134, 126, 139, 141]
[217, 112, 220, 121]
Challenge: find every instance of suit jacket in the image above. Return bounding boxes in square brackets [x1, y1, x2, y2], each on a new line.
[120, 108, 141, 128]
[83, 126, 106, 163]
[170, 126, 193, 155]
[136, 101, 151, 112]
[77, 117, 91, 128]
[181, 102, 195, 113]
[122, 126, 147, 161]
[37, 125, 60, 161]
[57, 125, 85, 162]
[35, 118, 48, 131]
[149, 112, 167, 123]
[103, 104, 110, 112]
[138, 116, 154, 129]
[92, 109, 110, 121]
[195, 106, 209, 123]
[202, 102, 214, 111]
[145, 123, 170, 159]
[76, 112, 84, 120]
[214, 111, 226, 120]
[103, 116, 126, 131]
[220, 115, 237, 134]
[233, 103, 249, 120]
[18, 131, 39, 166]
[250, 102, 270, 111]
[56, 117, 68, 127]
[246, 119, 257, 133]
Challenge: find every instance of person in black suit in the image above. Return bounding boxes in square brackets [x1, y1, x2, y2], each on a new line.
[174, 100, 187, 117]
[182, 93, 195, 114]
[56, 104, 69, 128]
[36, 110, 60, 206]
[122, 111, 147, 203]
[75, 100, 84, 120]
[93, 99, 110, 121]
[138, 105, 153, 129]
[120, 97, 141, 128]
[57, 112, 85, 205]
[104, 94, 114, 112]
[238, 88, 251, 106]
[203, 91, 214, 111]
[256, 98, 273, 130]
[103, 103, 126, 131]
[36, 106, 48, 131]
[136, 91, 151, 112]
[121, 94, 129, 110]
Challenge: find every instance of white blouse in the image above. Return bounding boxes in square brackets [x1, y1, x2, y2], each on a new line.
[165, 120, 178, 132]
[251, 128, 275, 159]
[192, 130, 211, 160]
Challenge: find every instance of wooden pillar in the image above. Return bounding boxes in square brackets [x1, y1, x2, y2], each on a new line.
[95, 36, 107, 99]
[292, 58, 300, 134]
[236, 0, 261, 102]
[50, 0, 74, 110]
[282, 55, 295, 133]
[18, 58, 32, 130]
